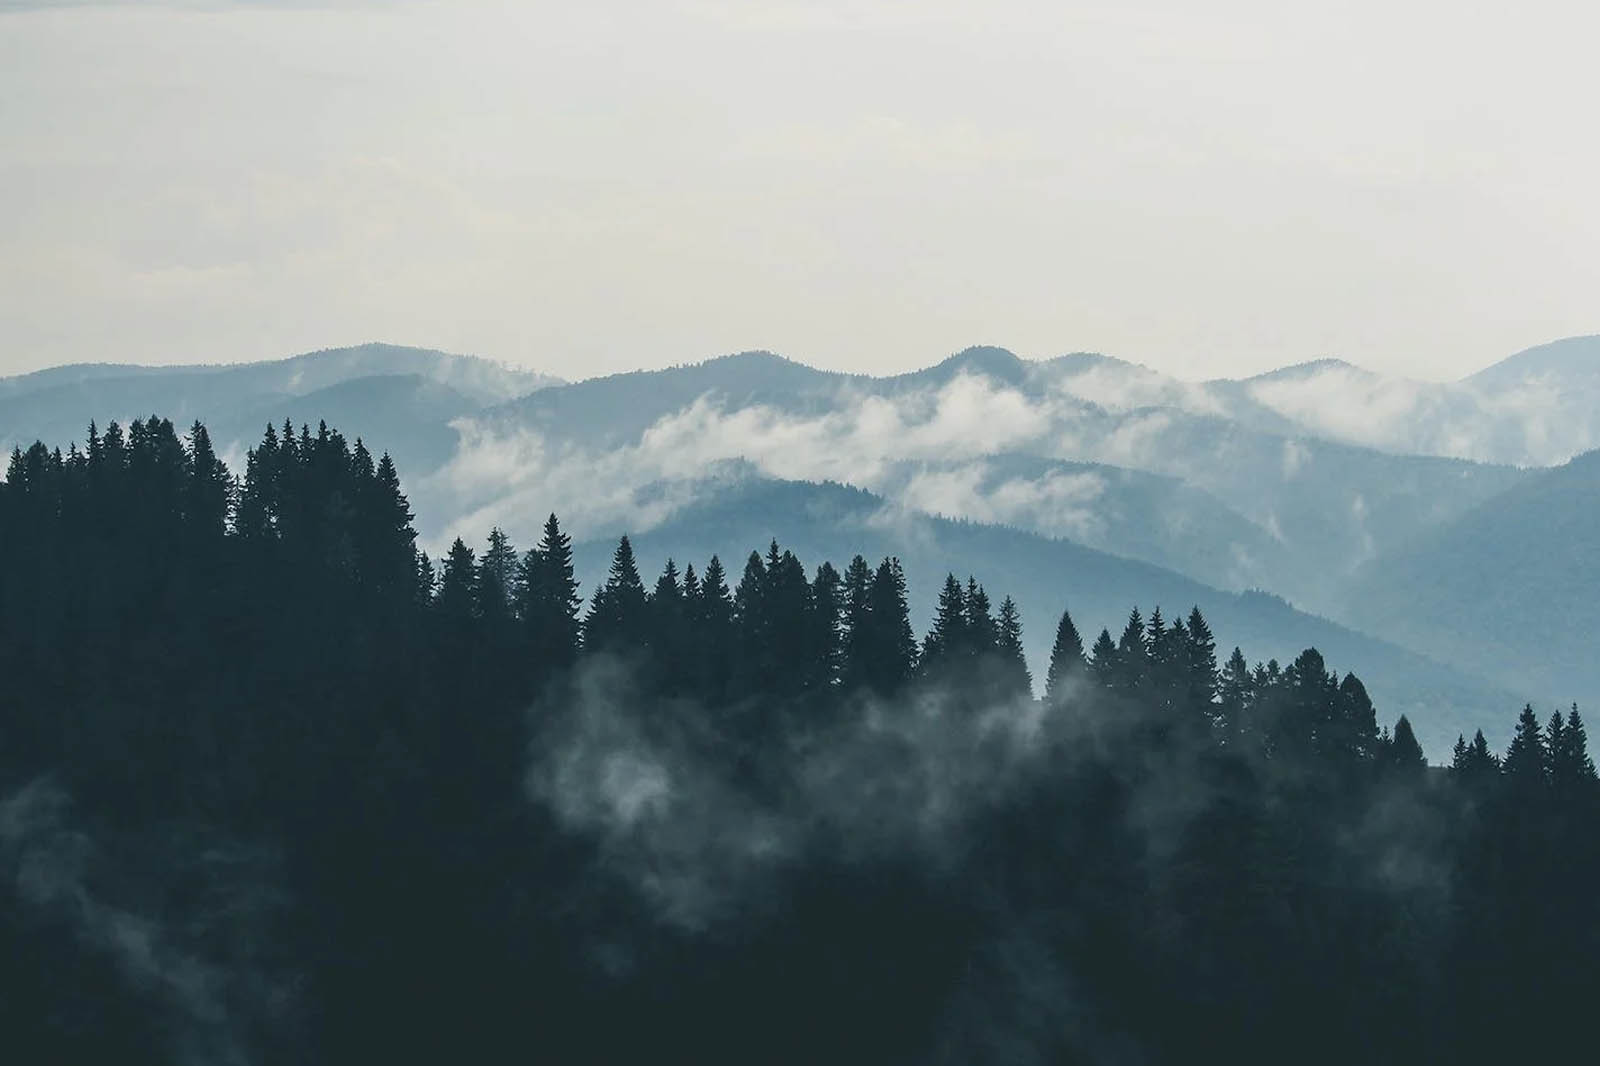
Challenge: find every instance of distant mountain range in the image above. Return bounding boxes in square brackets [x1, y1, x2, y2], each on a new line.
[6, 335, 1599, 754]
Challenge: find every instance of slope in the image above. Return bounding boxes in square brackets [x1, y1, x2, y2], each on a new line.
[571, 475, 1521, 758]
[1342, 447, 1600, 709]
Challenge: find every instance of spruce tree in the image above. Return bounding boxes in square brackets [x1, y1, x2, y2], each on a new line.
[995, 595, 1031, 701]
[585, 535, 648, 654]
[650, 559, 688, 693]
[1044, 607, 1086, 705]
[695, 555, 735, 702]
[1503, 705, 1546, 787]
[520, 513, 582, 668]
[1184, 607, 1219, 719]
[964, 578, 997, 658]
[1090, 629, 1119, 691]
[1386, 715, 1427, 774]
[1216, 647, 1252, 743]
[863, 557, 917, 694]
[477, 527, 519, 623]
[810, 561, 843, 693]
[921, 574, 968, 673]
[1553, 705, 1597, 790]
[1115, 608, 1147, 692]
[437, 538, 478, 622]
[185, 421, 231, 540]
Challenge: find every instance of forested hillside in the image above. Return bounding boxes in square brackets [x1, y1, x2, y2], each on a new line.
[1345, 447, 1600, 704]
[2, 417, 1596, 1065]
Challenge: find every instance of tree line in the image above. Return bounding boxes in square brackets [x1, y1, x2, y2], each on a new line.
[1, 416, 1596, 1064]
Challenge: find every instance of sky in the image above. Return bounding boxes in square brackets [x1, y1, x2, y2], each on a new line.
[1, 0, 1597, 383]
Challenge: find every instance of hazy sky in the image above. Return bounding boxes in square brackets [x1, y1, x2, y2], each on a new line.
[2, 0, 1596, 382]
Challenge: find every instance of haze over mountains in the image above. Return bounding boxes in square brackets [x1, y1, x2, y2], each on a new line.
[6, 335, 1597, 753]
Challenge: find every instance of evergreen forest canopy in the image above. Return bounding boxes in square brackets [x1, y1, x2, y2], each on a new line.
[2, 415, 1597, 1065]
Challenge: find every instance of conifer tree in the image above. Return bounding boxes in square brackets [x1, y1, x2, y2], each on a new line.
[1452, 729, 1501, 792]
[518, 513, 582, 668]
[862, 557, 917, 694]
[1334, 673, 1381, 765]
[1044, 607, 1086, 705]
[437, 538, 478, 622]
[1115, 608, 1147, 692]
[1090, 629, 1119, 690]
[964, 578, 997, 658]
[1503, 704, 1546, 789]
[650, 559, 688, 693]
[411, 550, 436, 606]
[1218, 647, 1252, 741]
[1552, 705, 1597, 790]
[585, 535, 648, 654]
[840, 555, 875, 691]
[185, 421, 231, 539]
[995, 595, 1031, 700]
[1184, 607, 1219, 717]
[1386, 715, 1427, 774]
[1545, 711, 1567, 782]
[810, 561, 843, 693]
[366, 454, 418, 601]
[477, 527, 519, 623]
[921, 574, 968, 672]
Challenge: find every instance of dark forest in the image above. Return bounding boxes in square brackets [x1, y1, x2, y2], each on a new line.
[2, 416, 1595, 1064]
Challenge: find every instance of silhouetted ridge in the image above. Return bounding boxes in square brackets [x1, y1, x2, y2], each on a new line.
[3, 413, 1596, 1066]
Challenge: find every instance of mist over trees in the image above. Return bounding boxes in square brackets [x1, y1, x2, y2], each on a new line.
[2, 417, 1597, 1064]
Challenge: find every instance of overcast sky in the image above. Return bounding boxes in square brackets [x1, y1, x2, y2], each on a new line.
[1, 0, 1596, 382]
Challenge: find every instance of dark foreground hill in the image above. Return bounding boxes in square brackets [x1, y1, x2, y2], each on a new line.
[2, 413, 1593, 1066]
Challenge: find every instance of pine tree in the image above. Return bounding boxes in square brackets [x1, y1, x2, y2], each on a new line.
[995, 595, 1032, 701]
[414, 550, 437, 607]
[436, 538, 478, 622]
[1386, 715, 1427, 774]
[1044, 607, 1086, 705]
[921, 574, 968, 673]
[1335, 673, 1381, 765]
[964, 578, 996, 658]
[840, 555, 875, 691]
[862, 557, 917, 694]
[1545, 711, 1567, 782]
[1114, 608, 1147, 692]
[1552, 705, 1597, 791]
[585, 535, 648, 654]
[185, 421, 232, 540]
[695, 555, 734, 696]
[364, 453, 418, 601]
[810, 561, 843, 693]
[764, 547, 815, 696]
[1453, 729, 1501, 791]
[1503, 704, 1546, 788]
[519, 513, 582, 669]
[650, 559, 688, 693]
[732, 550, 769, 695]
[477, 527, 518, 623]
[1218, 647, 1252, 742]
[1184, 607, 1219, 720]
[1090, 629, 1119, 690]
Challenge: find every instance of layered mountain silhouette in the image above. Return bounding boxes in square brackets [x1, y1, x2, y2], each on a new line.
[1344, 447, 1600, 708]
[6, 334, 1597, 753]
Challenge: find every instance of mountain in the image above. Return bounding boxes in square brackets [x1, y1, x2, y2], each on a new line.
[571, 475, 1520, 758]
[1046, 337, 1600, 467]
[8, 335, 1590, 748]
[1341, 447, 1600, 709]
[445, 347, 1525, 613]
[0, 342, 560, 463]
[1467, 334, 1600, 389]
